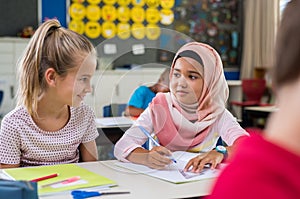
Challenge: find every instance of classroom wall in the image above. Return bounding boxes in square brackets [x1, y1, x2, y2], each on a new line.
[0, 0, 39, 36]
[41, 0, 67, 27]
[0, 0, 243, 72]
[0, 0, 67, 37]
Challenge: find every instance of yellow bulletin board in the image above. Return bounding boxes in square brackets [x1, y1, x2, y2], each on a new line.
[67, 0, 175, 40]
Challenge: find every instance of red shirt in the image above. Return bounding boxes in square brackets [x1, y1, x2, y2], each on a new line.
[207, 133, 300, 199]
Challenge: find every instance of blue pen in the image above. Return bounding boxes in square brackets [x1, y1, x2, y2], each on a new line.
[71, 190, 130, 199]
[138, 126, 177, 163]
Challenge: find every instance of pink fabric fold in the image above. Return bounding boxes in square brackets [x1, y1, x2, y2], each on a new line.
[150, 93, 210, 151]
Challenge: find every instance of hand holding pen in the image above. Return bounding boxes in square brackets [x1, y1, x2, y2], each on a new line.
[138, 126, 177, 169]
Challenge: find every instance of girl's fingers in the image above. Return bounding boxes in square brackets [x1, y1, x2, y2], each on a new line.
[147, 147, 173, 168]
[152, 146, 172, 156]
[185, 152, 223, 173]
[196, 159, 213, 173]
[210, 161, 218, 169]
[184, 155, 203, 172]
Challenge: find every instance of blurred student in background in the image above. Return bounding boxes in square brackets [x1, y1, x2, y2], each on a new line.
[125, 68, 170, 117]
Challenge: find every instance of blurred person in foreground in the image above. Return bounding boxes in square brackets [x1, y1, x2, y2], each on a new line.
[208, 1, 300, 198]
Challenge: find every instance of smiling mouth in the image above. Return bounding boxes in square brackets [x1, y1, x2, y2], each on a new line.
[77, 95, 85, 100]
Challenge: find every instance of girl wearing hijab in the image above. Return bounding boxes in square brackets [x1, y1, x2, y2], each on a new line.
[114, 42, 248, 172]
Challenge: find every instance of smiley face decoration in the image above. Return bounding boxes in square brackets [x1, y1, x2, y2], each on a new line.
[68, 0, 174, 40]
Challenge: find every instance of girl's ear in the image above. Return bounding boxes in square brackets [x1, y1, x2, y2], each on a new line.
[44, 68, 57, 86]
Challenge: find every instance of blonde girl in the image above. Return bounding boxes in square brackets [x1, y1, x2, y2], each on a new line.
[0, 19, 98, 168]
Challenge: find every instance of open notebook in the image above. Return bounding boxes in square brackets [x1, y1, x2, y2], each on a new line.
[115, 151, 225, 184]
[3, 163, 116, 196]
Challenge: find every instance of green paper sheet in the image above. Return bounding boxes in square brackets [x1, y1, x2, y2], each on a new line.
[3, 163, 116, 195]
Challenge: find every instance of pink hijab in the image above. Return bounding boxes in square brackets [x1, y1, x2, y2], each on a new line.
[149, 42, 229, 151]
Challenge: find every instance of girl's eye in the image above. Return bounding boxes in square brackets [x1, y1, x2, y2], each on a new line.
[173, 72, 180, 78]
[189, 75, 198, 80]
[80, 77, 89, 82]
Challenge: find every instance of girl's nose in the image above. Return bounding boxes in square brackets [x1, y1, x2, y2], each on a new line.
[178, 76, 188, 88]
[85, 84, 93, 94]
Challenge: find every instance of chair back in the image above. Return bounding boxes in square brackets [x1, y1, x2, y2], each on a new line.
[242, 79, 266, 102]
[103, 103, 127, 117]
[0, 90, 3, 106]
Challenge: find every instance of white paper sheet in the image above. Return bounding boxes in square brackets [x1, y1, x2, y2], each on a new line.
[115, 151, 224, 184]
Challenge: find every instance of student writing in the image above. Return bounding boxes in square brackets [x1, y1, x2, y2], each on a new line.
[0, 19, 98, 168]
[114, 42, 248, 172]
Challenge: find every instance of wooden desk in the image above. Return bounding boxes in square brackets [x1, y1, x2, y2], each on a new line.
[38, 160, 214, 199]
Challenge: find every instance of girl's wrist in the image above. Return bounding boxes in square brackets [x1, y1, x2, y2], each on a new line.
[215, 145, 228, 161]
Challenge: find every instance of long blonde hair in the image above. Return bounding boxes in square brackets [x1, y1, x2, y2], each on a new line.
[16, 19, 96, 117]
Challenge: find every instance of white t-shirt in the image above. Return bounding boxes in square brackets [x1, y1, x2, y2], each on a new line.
[0, 104, 98, 167]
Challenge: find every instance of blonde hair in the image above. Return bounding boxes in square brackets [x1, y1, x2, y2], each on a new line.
[16, 19, 96, 117]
